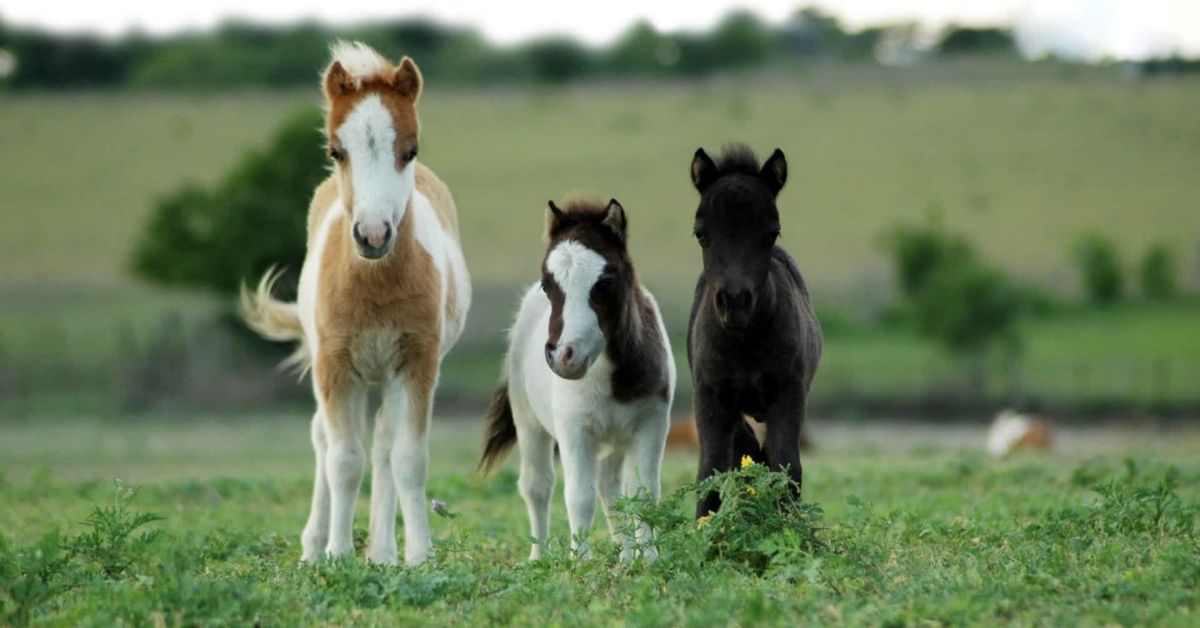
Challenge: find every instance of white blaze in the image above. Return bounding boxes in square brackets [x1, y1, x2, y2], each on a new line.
[545, 239, 607, 366]
[336, 94, 415, 240]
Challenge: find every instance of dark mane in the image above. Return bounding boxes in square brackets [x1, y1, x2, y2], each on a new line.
[714, 144, 761, 178]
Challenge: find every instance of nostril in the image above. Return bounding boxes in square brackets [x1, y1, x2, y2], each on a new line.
[716, 291, 728, 310]
[544, 342, 555, 363]
[561, 346, 574, 364]
[352, 223, 364, 245]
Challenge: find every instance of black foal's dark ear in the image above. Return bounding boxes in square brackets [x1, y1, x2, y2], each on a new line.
[601, 198, 627, 243]
[691, 148, 719, 192]
[760, 148, 787, 196]
[545, 200, 566, 240]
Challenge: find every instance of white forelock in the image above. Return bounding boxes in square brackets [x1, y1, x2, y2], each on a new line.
[330, 40, 391, 81]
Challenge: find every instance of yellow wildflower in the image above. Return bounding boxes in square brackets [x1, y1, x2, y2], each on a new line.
[746, 486, 758, 497]
[697, 514, 712, 529]
[740, 455, 755, 469]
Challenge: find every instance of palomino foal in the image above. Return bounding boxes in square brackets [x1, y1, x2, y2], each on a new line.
[479, 200, 674, 561]
[243, 42, 470, 565]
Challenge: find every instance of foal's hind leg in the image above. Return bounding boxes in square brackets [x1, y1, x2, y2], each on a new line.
[301, 410, 330, 563]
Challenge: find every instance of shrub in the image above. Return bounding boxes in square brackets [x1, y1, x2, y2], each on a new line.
[1073, 233, 1124, 305]
[131, 108, 326, 296]
[912, 261, 1022, 356]
[1139, 243, 1178, 301]
[882, 214, 975, 299]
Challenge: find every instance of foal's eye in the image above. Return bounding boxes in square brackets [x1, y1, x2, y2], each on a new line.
[695, 232, 710, 248]
[402, 145, 419, 163]
[595, 273, 615, 290]
[764, 230, 780, 247]
[328, 146, 344, 162]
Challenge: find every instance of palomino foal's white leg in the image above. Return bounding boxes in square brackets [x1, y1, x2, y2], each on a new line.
[301, 411, 330, 563]
[366, 389, 405, 565]
[322, 383, 369, 558]
[390, 371, 436, 565]
[558, 425, 598, 558]
[624, 416, 668, 561]
[595, 450, 634, 562]
[515, 419, 556, 560]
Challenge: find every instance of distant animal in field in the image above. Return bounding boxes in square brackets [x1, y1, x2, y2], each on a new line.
[987, 410, 1053, 457]
[687, 144, 823, 517]
[479, 199, 675, 562]
[242, 41, 471, 565]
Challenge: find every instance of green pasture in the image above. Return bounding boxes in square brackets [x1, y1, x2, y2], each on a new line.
[1, 416, 1197, 624]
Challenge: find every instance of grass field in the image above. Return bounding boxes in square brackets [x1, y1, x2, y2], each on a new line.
[1, 416, 1197, 624]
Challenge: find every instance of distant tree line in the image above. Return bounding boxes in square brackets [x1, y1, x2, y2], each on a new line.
[0, 8, 1032, 90]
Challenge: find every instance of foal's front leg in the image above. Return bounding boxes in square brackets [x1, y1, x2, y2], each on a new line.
[558, 423, 597, 558]
[319, 377, 369, 558]
[301, 410, 330, 563]
[623, 413, 668, 561]
[390, 359, 438, 565]
[761, 387, 806, 499]
[366, 386, 404, 565]
[693, 383, 743, 518]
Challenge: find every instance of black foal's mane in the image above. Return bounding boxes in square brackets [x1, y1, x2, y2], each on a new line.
[712, 144, 762, 178]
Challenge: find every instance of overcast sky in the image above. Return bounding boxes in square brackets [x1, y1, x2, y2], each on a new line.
[3, 0, 1199, 61]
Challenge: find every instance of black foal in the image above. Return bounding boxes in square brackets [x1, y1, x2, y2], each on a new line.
[686, 144, 823, 517]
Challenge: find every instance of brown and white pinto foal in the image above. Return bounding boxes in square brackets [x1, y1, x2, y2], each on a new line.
[243, 42, 470, 565]
[479, 200, 674, 562]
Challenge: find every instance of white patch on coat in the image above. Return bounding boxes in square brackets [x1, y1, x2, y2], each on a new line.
[545, 239, 606, 366]
[336, 94, 415, 240]
[410, 189, 471, 356]
[297, 202, 344, 363]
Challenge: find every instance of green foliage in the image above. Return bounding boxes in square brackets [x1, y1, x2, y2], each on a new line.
[1, 446, 1198, 625]
[883, 214, 975, 299]
[618, 460, 825, 574]
[131, 108, 325, 296]
[1139, 242, 1178, 301]
[912, 262, 1023, 355]
[1073, 232, 1125, 305]
[66, 482, 164, 579]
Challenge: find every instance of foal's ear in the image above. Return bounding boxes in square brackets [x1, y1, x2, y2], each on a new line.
[323, 61, 357, 99]
[392, 57, 423, 101]
[759, 148, 788, 196]
[602, 199, 627, 243]
[544, 200, 566, 239]
[691, 148, 719, 192]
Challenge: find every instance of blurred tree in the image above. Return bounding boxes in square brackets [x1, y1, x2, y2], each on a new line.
[936, 26, 1016, 57]
[882, 213, 975, 299]
[1139, 243, 1178, 301]
[520, 37, 593, 84]
[709, 10, 778, 69]
[1073, 233, 1124, 305]
[131, 108, 325, 296]
[606, 21, 673, 76]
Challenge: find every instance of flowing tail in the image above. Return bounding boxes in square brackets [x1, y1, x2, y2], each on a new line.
[478, 381, 517, 474]
[239, 267, 309, 375]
